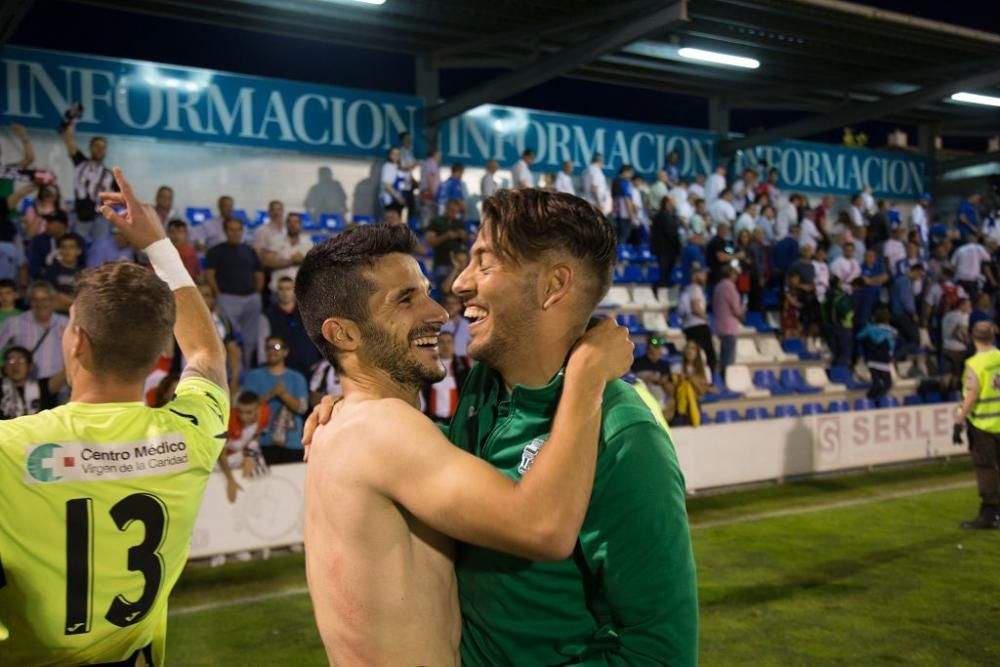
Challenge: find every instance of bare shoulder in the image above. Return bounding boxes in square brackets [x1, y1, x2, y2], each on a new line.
[310, 398, 441, 472]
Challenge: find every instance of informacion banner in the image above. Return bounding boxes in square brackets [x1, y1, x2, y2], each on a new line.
[0, 46, 424, 158]
[1, 46, 929, 199]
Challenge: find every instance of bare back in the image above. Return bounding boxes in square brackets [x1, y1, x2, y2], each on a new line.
[304, 400, 460, 667]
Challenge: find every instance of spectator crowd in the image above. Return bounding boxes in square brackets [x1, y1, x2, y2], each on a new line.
[1, 120, 998, 437]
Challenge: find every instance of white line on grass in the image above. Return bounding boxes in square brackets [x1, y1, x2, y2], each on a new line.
[169, 480, 974, 617]
[690, 480, 974, 530]
[170, 586, 310, 617]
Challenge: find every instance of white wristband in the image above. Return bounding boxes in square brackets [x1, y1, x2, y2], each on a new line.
[144, 238, 195, 291]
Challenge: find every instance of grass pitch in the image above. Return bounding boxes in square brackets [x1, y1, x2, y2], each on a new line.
[166, 459, 1000, 666]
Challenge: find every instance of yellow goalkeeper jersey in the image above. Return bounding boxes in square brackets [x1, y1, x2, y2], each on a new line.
[0, 376, 228, 666]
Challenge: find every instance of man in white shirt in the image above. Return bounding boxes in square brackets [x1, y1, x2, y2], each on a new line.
[197, 194, 234, 252]
[952, 238, 995, 295]
[648, 170, 670, 214]
[581, 153, 609, 212]
[709, 189, 737, 229]
[689, 174, 706, 199]
[511, 148, 535, 188]
[883, 226, 907, 276]
[731, 168, 758, 212]
[830, 242, 862, 291]
[775, 193, 800, 241]
[911, 193, 930, 245]
[848, 193, 865, 228]
[439, 293, 470, 359]
[735, 202, 758, 238]
[252, 199, 286, 259]
[798, 207, 821, 252]
[554, 161, 575, 195]
[861, 185, 877, 216]
[263, 212, 314, 293]
[480, 159, 499, 199]
[704, 164, 727, 204]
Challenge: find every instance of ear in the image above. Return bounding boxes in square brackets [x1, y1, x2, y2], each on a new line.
[542, 263, 574, 310]
[69, 325, 88, 364]
[321, 318, 361, 355]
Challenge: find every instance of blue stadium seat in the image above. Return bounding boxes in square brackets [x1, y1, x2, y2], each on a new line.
[637, 245, 653, 262]
[745, 407, 770, 420]
[924, 391, 943, 404]
[782, 338, 820, 361]
[252, 210, 268, 228]
[754, 369, 793, 396]
[712, 372, 741, 400]
[231, 209, 250, 226]
[618, 244, 635, 262]
[745, 310, 773, 332]
[670, 267, 684, 285]
[829, 365, 869, 390]
[780, 368, 820, 394]
[802, 402, 823, 415]
[623, 265, 644, 283]
[646, 264, 661, 284]
[762, 288, 780, 308]
[633, 342, 646, 358]
[668, 311, 682, 329]
[353, 215, 374, 225]
[827, 400, 850, 413]
[299, 212, 321, 231]
[854, 398, 877, 411]
[879, 396, 900, 409]
[903, 395, 923, 406]
[775, 404, 799, 418]
[701, 412, 712, 424]
[613, 266, 627, 284]
[310, 234, 328, 244]
[715, 409, 741, 423]
[947, 390, 960, 402]
[185, 207, 212, 226]
[321, 213, 345, 232]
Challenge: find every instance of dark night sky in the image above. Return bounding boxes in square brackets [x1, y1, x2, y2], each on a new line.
[8, 0, 997, 151]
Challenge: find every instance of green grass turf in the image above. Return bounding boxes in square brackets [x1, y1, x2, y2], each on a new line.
[166, 460, 1000, 666]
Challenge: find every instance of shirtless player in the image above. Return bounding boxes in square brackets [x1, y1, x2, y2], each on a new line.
[294, 224, 632, 666]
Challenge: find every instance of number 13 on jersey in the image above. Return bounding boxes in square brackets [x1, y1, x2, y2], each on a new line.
[64, 492, 169, 635]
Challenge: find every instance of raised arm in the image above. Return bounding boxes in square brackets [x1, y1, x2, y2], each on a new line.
[339, 319, 633, 560]
[100, 167, 227, 389]
[63, 123, 81, 160]
[10, 124, 34, 169]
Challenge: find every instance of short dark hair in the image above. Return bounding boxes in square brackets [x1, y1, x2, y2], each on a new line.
[90, 136, 107, 146]
[522, 148, 535, 158]
[0, 279, 17, 291]
[58, 234, 82, 249]
[73, 263, 176, 382]
[223, 217, 244, 229]
[46, 210, 69, 226]
[157, 185, 173, 195]
[296, 224, 418, 370]
[4, 346, 32, 366]
[480, 188, 616, 312]
[167, 218, 188, 230]
[450, 163, 464, 172]
[236, 390, 259, 406]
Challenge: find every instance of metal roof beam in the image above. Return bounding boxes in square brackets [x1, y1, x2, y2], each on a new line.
[426, 0, 688, 126]
[0, 0, 35, 49]
[432, 0, 659, 61]
[721, 66, 1000, 154]
[935, 151, 1000, 175]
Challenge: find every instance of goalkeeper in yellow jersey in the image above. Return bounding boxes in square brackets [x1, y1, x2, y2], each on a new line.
[0, 167, 228, 666]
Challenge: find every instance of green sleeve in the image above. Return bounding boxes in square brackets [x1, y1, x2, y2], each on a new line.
[578, 422, 699, 667]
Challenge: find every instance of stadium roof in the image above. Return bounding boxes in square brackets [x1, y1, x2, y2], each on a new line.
[8, 0, 1000, 151]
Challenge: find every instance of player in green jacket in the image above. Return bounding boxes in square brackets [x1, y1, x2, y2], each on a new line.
[448, 189, 697, 666]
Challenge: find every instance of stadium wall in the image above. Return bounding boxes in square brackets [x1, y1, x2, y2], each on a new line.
[189, 403, 959, 558]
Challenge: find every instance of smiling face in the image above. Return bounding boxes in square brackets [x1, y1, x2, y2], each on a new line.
[357, 253, 450, 388]
[452, 222, 541, 367]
